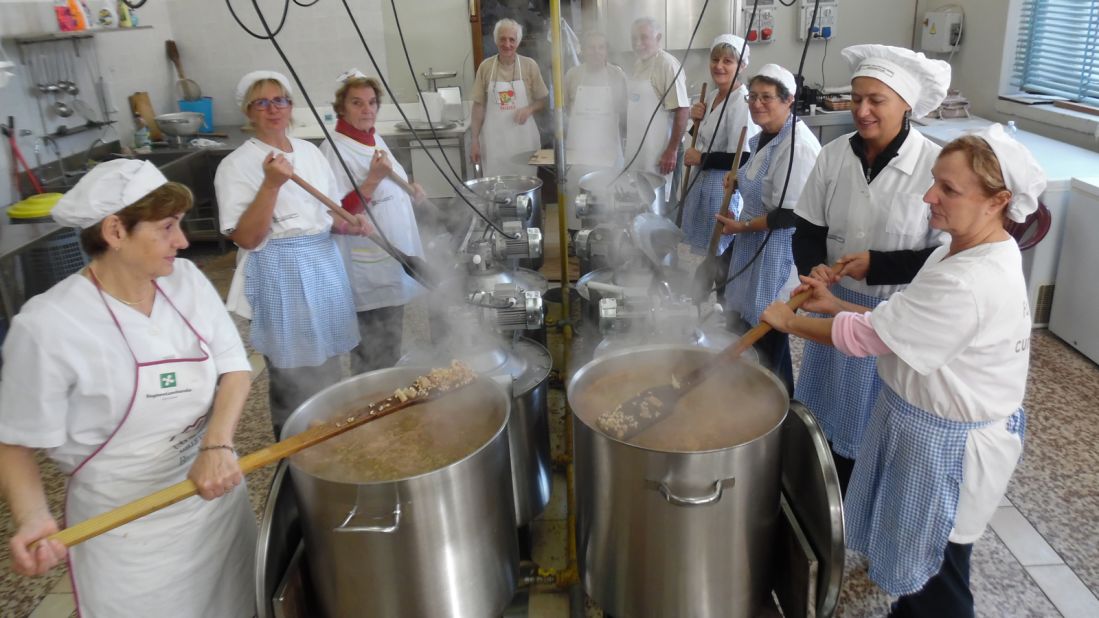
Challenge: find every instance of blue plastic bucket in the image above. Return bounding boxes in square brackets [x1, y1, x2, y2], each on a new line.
[178, 97, 213, 132]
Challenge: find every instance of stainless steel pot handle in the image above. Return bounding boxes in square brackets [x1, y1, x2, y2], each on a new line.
[333, 501, 402, 533]
[648, 478, 735, 507]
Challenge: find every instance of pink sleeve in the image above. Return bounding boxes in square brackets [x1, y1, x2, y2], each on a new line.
[832, 311, 892, 358]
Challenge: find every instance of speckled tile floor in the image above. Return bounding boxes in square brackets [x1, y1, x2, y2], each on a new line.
[4, 236, 1099, 617]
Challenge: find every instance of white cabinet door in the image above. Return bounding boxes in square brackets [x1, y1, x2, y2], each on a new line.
[1049, 178, 1099, 364]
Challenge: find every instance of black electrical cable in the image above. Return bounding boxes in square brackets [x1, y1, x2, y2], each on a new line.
[120, 0, 148, 8]
[822, 36, 829, 87]
[239, 0, 430, 288]
[613, 0, 711, 183]
[226, 0, 290, 40]
[332, 0, 520, 239]
[292, 0, 319, 6]
[715, 0, 823, 293]
[388, 0, 466, 187]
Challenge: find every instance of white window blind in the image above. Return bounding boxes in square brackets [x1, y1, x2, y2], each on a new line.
[1011, 0, 1099, 105]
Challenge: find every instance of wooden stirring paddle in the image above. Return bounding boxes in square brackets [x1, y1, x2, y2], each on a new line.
[598, 288, 813, 442]
[689, 125, 748, 305]
[289, 173, 436, 288]
[674, 82, 707, 228]
[39, 363, 476, 548]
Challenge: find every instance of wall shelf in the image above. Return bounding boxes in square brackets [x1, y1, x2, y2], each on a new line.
[14, 26, 152, 46]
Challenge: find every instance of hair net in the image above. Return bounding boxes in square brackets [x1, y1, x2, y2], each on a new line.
[336, 68, 369, 84]
[52, 160, 168, 229]
[235, 70, 293, 108]
[711, 34, 749, 65]
[842, 44, 950, 118]
[973, 123, 1047, 223]
[753, 63, 796, 96]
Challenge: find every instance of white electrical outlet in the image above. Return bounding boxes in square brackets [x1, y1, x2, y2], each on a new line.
[798, 0, 839, 41]
[743, 5, 777, 44]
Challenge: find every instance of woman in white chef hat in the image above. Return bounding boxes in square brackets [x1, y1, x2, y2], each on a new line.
[763, 124, 1045, 617]
[215, 70, 370, 438]
[680, 33, 760, 256]
[790, 44, 951, 493]
[0, 160, 257, 616]
[319, 68, 427, 373]
[716, 63, 821, 395]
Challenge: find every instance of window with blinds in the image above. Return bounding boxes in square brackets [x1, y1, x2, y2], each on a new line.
[1011, 0, 1099, 105]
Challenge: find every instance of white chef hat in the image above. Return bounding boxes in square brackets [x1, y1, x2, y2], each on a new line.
[52, 160, 168, 229]
[712, 34, 749, 65]
[970, 123, 1047, 223]
[235, 70, 293, 108]
[752, 64, 797, 97]
[842, 44, 950, 119]
[336, 68, 368, 84]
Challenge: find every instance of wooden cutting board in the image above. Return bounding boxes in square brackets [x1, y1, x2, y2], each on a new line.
[128, 91, 163, 140]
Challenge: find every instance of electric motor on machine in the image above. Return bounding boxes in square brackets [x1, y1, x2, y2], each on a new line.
[468, 284, 544, 331]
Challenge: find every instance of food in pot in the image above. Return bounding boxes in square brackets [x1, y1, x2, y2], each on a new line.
[575, 354, 786, 451]
[292, 364, 503, 483]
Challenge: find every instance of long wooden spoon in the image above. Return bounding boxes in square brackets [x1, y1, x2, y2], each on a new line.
[290, 173, 436, 288]
[674, 82, 707, 227]
[599, 288, 812, 442]
[689, 125, 748, 305]
[40, 364, 476, 548]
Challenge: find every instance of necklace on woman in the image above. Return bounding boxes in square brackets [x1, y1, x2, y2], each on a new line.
[87, 266, 152, 306]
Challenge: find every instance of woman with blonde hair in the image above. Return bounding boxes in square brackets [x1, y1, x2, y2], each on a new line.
[215, 70, 370, 437]
[765, 125, 1044, 616]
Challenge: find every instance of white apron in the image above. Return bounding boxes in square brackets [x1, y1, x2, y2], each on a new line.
[566, 75, 624, 228]
[481, 57, 540, 177]
[328, 132, 425, 310]
[625, 67, 672, 191]
[65, 280, 256, 618]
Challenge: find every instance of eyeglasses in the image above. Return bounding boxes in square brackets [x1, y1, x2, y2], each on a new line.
[249, 96, 292, 110]
[745, 93, 780, 104]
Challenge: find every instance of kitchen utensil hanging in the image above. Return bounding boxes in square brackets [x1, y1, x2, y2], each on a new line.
[165, 40, 202, 101]
[48, 51, 73, 118]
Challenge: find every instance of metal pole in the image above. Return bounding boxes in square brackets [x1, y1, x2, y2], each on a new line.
[549, 0, 571, 342]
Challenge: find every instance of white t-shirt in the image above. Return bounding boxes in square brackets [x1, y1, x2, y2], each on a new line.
[794, 129, 948, 299]
[696, 84, 759, 156]
[214, 137, 341, 317]
[0, 259, 250, 474]
[215, 137, 338, 246]
[870, 239, 1030, 542]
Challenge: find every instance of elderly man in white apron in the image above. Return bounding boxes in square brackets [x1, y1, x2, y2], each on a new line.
[624, 16, 689, 194]
[471, 18, 549, 177]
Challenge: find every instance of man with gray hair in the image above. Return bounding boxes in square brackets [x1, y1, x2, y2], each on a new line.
[626, 17, 689, 191]
[471, 17, 549, 177]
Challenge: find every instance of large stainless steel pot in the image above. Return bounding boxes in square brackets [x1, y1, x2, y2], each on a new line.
[399, 338, 552, 526]
[282, 368, 518, 618]
[568, 345, 789, 618]
[464, 175, 543, 231]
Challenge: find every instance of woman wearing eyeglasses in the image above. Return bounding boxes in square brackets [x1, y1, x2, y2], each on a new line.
[215, 70, 369, 438]
[715, 64, 821, 394]
[679, 34, 759, 257]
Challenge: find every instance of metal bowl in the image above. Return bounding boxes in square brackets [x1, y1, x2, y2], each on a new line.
[154, 112, 205, 137]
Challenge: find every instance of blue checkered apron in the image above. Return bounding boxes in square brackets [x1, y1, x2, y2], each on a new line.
[244, 232, 359, 369]
[794, 284, 884, 459]
[724, 117, 795, 326]
[846, 384, 1026, 596]
[681, 168, 741, 255]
